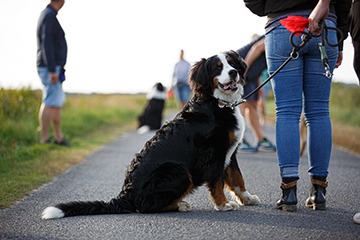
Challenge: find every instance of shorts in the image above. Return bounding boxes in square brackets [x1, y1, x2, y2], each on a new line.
[175, 82, 191, 103]
[243, 80, 259, 101]
[38, 66, 66, 107]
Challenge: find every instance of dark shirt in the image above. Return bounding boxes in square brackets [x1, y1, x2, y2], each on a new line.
[237, 35, 266, 82]
[37, 4, 67, 72]
[244, 0, 351, 50]
[350, 0, 360, 41]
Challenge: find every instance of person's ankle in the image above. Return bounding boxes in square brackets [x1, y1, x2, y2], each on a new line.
[40, 136, 51, 144]
[54, 135, 64, 142]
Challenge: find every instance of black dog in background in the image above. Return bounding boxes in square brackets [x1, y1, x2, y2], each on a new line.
[137, 82, 166, 133]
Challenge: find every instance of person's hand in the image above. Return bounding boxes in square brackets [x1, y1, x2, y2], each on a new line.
[335, 51, 343, 68]
[243, 66, 249, 80]
[50, 72, 59, 84]
[308, 0, 330, 34]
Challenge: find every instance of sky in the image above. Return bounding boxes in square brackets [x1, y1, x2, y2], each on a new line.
[0, 0, 358, 94]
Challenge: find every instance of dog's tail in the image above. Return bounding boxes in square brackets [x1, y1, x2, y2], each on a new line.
[41, 198, 129, 219]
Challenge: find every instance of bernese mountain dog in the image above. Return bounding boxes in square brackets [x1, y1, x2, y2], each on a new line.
[137, 82, 167, 134]
[42, 50, 260, 219]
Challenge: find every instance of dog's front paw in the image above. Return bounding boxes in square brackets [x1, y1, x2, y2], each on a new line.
[178, 201, 191, 212]
[238, 191, 261, 205]
[214, 202, 237, 211]
[228, 200, 241, 210]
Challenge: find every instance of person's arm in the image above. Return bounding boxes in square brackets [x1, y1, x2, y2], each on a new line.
[42, 16, 57, 72]
[308, 0, 331, 34]
[334, 0, 352, 51]
[170, 64, 177, 89]
[333, 0, 352, 68]
[244, 38, 265, 68]
[308, 0, 347, 69]
[243, 0, 266, 16]
[42, 15, 59, 83]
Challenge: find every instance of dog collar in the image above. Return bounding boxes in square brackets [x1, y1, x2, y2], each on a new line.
[217, 98, 246, 109]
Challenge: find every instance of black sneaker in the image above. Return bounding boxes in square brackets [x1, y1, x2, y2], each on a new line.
[54, 138, 71, 147]
[257, 137, 276, 152]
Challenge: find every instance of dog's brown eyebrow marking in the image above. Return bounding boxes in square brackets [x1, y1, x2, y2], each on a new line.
[226, 56, 233, 62]
[216, 60, 222, 67]
[213, 77, 219, 88]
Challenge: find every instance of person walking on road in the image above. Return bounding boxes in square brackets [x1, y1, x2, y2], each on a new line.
[244, 0, 351, 211]
[171, 49, 192, 109]
[37, 0, 70, 146]
[237, 34, 276, 153]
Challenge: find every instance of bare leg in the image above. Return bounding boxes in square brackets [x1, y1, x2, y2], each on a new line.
[299, 113, 307, 156]
[52, 107, 64, 142]
[39, 103, 52, 143]
[257, 89, 266, 126]
[179, 101, 186, 110]
[241, 101, 264, 141]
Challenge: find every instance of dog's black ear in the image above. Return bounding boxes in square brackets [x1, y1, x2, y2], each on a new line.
[227, 50, 247, 79]
[189, 58, 209, 95]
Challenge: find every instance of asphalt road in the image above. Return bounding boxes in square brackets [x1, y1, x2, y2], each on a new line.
[1, 115, 359, 240]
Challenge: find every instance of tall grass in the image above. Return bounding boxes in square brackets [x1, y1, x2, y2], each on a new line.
[0, 88, 175, 208]
[0, 88, 42, 160]
[330, 82, 360, 128]
[0, 90, 146, 162]
[265, 82, 360, 128]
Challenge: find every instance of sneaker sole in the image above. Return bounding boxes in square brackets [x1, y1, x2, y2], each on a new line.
[257, 147, 276, 152]
[238, 150, 258, 153]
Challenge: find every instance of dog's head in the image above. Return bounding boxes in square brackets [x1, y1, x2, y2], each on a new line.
[147, 82, 166, 100]
[189, 50, 247, 104]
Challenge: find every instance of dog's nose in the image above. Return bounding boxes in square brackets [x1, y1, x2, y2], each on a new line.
[228, 70, 237, 78]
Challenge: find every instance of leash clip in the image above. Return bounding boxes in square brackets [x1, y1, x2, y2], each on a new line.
[319, 43, 332, 78]
[324, 63, 332, 78]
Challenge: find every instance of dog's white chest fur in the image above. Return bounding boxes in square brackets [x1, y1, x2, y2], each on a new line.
[224, 107, 245, 167]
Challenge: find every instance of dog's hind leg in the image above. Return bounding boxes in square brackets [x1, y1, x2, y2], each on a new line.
[136, 163, 193, 213]
[162, 200, 191, 212]
[224, 155, 260, 205]
[208, 179, 238, 211]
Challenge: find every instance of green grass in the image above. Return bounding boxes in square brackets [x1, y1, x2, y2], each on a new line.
[264, 82, 360, 128]
[330, 83, 360, 128]
[0, 88, 177, 209]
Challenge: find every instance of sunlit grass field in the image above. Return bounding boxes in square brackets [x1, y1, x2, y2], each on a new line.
[0, 88, 176, 208]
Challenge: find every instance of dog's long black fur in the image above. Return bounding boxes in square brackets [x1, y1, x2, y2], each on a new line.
[42, 50, 260, 219]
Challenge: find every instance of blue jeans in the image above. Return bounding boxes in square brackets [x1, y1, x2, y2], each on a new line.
[265, 19, 338, 178]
